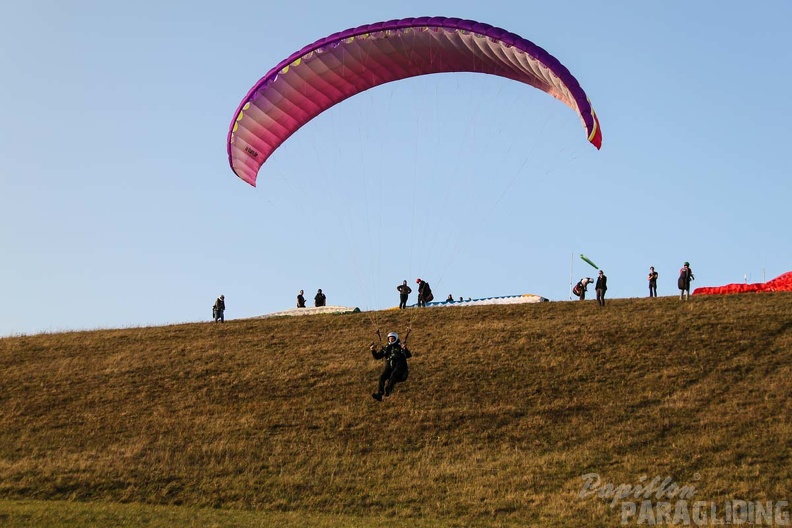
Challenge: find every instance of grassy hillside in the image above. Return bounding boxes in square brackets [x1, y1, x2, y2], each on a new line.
[1, 294, 790, 527]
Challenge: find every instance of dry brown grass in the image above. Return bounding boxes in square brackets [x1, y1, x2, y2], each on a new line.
[1, 293, 790, 526]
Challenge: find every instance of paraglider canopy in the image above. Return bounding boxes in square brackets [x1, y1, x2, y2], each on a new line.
[228, 16, 602, 187]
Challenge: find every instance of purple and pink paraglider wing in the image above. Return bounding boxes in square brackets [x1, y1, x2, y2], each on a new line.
[228, 17, 602, 187]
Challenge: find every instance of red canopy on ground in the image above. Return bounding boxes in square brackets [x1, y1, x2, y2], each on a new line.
[693, 271, 792, 295]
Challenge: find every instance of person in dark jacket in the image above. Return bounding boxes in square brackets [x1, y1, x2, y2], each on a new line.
[396, 280, 412, 309]
[595, 270, 607, 307]
[648, 267, 658, 298]
[213, 295, 225, 323]
[314, 288, 326, 307]
[297, 290, 306, 308]
[416, 278, 433, 307]
[370, 331, 411, 401]
[678, 262, 694, 300]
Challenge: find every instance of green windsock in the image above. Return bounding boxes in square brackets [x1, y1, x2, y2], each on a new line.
[580, 254, 599, 270]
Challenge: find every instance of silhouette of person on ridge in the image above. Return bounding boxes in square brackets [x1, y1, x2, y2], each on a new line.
[416, 278, 433, 307]
[595, 270, 607, 307]
[648, 266, 658, 298]
[678, 262, 694, 300]
[573, 278, 593, 300]
[396, 280, 412, 309]
[370, 331, 411, 401]
[213, 295, 225, 323]
[314, 288, 326, 307]
[297, 290, 306, 308]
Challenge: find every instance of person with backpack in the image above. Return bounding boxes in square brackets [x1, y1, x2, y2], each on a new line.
[678, 262, 694, 300]
[314, 288, 327, 307]
[416, 278, 433, 307]
[370, 331, 411, 401]
[573, 277, 593, 300]
[396, 280, 412, 309]
[213, 295, 225, 323]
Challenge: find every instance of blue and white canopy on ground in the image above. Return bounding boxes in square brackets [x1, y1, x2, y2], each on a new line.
[416, 294, 548, 308]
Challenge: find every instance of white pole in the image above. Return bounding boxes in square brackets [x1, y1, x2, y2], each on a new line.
[569, 252, 574, 300]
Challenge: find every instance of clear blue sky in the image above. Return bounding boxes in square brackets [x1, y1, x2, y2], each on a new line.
[2, 1, 791, 336]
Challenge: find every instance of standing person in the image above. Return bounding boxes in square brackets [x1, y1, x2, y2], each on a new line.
[213, 295, 225, 323]
[648, 267, 659, 297]
[416, 278, 433, 307]
[595, 270, 607, 307]
[370, 331, 411, 401]
[314, 288, 326, 307]
[396, 280, 412, 309]
[678, 262, 694, 300]
[297, 290, 306, 308]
